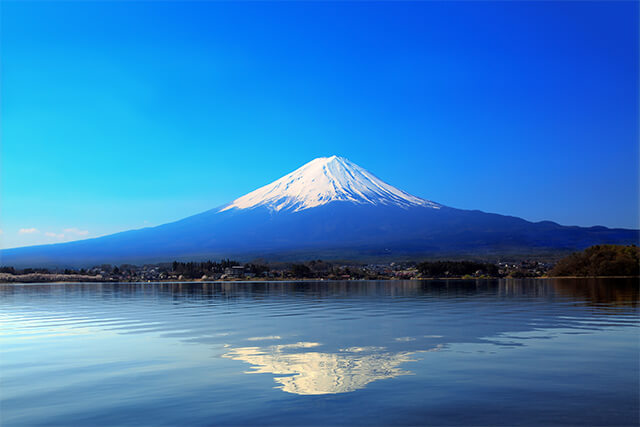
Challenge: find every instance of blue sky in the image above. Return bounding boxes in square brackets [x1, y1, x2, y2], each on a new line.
[1, 1, 638, 249]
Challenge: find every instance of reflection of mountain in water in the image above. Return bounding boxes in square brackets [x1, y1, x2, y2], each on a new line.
[223, 342, 441, 395]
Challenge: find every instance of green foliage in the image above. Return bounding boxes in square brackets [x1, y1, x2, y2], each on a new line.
[1, 266, 51, 275]
[290, 264, 312, 278]
[550, 245, 640, 277]
[308, 260, 333, 273]
[507, 270, 536, 278]
[171, 259, 239, 278]
[417, 261, 499, 277]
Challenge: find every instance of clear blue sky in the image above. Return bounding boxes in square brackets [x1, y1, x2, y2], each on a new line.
[1, 1, 638, 249]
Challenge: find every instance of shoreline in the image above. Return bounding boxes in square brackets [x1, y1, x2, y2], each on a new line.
[1, 275, 638, 284]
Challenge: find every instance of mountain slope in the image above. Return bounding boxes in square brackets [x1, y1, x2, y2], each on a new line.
[221, 156, 440, 212]
[1, 156, 638, 267]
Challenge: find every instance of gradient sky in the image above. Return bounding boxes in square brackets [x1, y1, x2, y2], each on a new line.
[1, 1, 638, 249]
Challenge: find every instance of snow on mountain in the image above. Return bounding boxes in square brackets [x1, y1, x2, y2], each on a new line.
[220, 155, 441, 213]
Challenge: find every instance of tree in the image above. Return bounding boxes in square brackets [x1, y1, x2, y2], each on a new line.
[417, 261, 499, 277]
[550, 245, 640, 277]
[290, 264, 312, 278]
[0, 266, 16, 274]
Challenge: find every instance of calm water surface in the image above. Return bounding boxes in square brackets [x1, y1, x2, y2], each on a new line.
[1, 279, 638, 426]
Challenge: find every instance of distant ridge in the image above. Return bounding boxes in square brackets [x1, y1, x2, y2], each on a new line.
[2, 156, 638, 267]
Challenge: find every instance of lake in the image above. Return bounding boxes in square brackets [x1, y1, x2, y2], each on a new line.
[1, 279, 638, 426]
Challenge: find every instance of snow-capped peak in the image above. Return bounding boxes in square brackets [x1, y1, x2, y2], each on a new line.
[220, 155, 441, 213]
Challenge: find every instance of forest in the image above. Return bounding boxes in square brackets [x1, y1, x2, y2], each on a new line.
[549, 245, 639, 277]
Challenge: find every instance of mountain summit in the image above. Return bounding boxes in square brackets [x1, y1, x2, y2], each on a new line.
[2, 156, 637, 267]
[221, 156, 440, 212]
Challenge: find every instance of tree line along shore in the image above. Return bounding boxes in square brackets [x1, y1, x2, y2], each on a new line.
[0, 245, 637, 283]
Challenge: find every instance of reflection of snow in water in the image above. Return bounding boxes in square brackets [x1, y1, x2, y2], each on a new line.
[223, 341, 442, 395]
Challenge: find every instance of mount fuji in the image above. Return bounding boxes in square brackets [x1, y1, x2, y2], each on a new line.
[2, 156, 637, 267]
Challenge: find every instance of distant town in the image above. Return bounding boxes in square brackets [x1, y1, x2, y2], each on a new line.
[1, 244, 637, 283]
[0, 259, 557, 283]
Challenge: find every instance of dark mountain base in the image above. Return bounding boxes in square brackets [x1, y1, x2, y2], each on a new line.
[2, 204, 637, 268]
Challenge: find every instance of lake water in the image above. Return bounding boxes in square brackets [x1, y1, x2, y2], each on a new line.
[1, 279, 638, 426]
